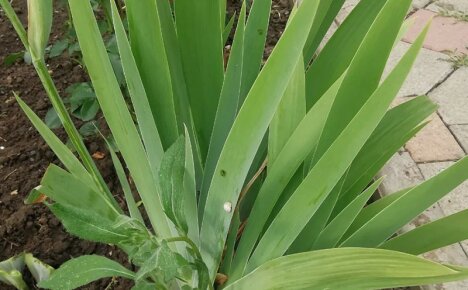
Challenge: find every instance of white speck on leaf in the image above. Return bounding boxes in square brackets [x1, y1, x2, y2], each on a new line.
[223, 202, 232, 213]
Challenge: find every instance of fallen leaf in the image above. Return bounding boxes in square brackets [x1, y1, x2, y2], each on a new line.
[215, 273, 228, 286]
[92, 151, 105, 159]
[33, 193, 47, 204]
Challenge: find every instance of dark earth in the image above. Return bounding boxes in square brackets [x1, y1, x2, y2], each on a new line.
[0, 1, 289, 289]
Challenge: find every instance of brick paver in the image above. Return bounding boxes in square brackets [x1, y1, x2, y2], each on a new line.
[377, 153, 468, 290]
[430, 68, 468, 125]
[450, 124, 468, 152]
[336, 1, 468, 288]
[385, 42, 453, 97]
[377, 151, 425, 193]
[404, 9, 468, 54]
[405, 112, 465, 162]
[371, 1, 468, 289]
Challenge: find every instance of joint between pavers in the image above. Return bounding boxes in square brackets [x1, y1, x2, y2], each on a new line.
[433, 110, 467, 156]
[426, 67, 458, 95]
[446, 125, 468, 155]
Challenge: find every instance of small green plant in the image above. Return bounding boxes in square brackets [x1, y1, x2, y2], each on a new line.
[0, 253, 54, 290]
[45, 82, 99, 130]
[3, 0, 468, 289]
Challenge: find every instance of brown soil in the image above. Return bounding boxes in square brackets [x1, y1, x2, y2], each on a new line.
[0, 1, 288, 289]
[0, 2, 132, 289]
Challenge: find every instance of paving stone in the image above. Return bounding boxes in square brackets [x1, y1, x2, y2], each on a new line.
[405, 113, 465, 162]
[429, 68, 468, 125]
[419, 162, 468, 252]
[413, 0, 432, 9]
[427, 0, 468, 13]
[404, 9, 468, 54]
[378, 151, 425, 194]
[378, 153, 468, 290]
[450, 124, 468, 152]
[385, 42, 453, 97]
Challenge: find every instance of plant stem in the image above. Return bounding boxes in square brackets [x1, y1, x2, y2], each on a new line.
[165, 236, 214, 290]
[165, 236, 203, 261]
[0, 0, 121, 212]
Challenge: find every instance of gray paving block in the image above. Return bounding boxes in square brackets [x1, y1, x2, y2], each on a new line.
[427, 0, 468, 13]
[385, 42, 453, 98]
[430, 68, 468, 125]
[413, 0, 432, 9]
[378, 151, 425, 194]
[450, 124, 468, 152]
[419, 161, 468, 251]
[379, 153, 468, 289]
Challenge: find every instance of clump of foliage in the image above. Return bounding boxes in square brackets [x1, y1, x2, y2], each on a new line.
[3, 0, 468, 289]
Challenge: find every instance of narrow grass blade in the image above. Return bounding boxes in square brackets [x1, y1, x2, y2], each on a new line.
[125, 0, 178, 148]
[15, 95, 96, 190]
[380, 209, 468, 255]
[110, 1, 164, 180]
[239, 0, 272, 105]
[27, 0, 52, 58]
[341, 157, 468, 247]
[312, 0, 412, 167]
[312, 178, 383, 250]
[344, 187, 411, 240]
[247, 23, 428, 271]
[107, 144, 144, 223]
[200, 0, 320, 279]
[175, 0, 224, 157]
[220, 212, 241, 275]
[303, 0, 345, 64]
[200, 4, 246, 219]
[269, 54, 306, 165]
[229, 74, 341, 281]
[154, 0, 204, 183]
[286, 176, 345, 254]
[223, 13, 236, 45]
[332, 96, 436, 216]
[183, 127, 199, 245]
[225, 248, 468, 290]
[68, 0, 172, 238]
[305, 0, 389, 108]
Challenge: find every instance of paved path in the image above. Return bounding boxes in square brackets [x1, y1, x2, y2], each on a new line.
[337, 1, 468, 289]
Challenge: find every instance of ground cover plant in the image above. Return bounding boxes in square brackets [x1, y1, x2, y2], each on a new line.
[2, 0, 468, 289]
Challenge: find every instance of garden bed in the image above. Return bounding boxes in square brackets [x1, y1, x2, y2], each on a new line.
[0, 1, 288, 289]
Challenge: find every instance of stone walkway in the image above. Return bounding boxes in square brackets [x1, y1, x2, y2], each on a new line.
[338, 1, 468, 289]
